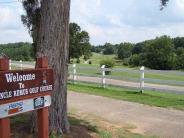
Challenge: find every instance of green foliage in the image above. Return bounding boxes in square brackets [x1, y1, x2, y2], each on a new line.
[132, 42, 144, 55]
[143, 36, 176, 70]
[69, 23, 92, 61]
[0, 42, 34, 61]
[91, 46, 102, 53]
[129, 54, 141, 67]
[103, 43, 115, 55]
[50, 131, 56, 138]
[173, 37, 184, 49]
[117, 43, 133, 59]
[100, 59, 115, 68]
[76, 59, 80, 64]
[176, 48, 184, 69]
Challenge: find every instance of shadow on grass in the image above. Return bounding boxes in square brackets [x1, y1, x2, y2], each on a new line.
[11, 113, 33, 138]
[66, 116, 98, 138]
[10, 112, 99, 138]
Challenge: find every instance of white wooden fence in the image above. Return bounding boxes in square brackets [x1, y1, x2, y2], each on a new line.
[72, 64, 145, 92]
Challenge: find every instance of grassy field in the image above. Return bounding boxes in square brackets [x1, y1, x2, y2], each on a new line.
[68, 82, 184, 110]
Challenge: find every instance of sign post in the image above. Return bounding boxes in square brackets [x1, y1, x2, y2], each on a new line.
[36, 57, 50, 138]
[0, 57, 10, 138]
[0, 57, 54, 138]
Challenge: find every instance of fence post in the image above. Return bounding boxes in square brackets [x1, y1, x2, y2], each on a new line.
[101, 65, 106, 88]
[140, 66, 145, 93]
[20, 60, 22, 70]
[9, 59, 11, 70]
[0, 57, 10, 138]
[73, 64, 76, 84]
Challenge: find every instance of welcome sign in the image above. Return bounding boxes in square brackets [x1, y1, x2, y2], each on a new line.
[0, 68, 54, 118]
[0, 57, 53, 138]
[0, 69, 53, 104]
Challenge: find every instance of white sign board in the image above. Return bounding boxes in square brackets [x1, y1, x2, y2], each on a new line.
[0, 95, 51, 119]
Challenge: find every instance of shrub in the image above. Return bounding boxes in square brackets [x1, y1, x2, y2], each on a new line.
[129, 54, 141, 66]
[89, 60, 92, 64]
[84, 55, 89, 61]
[122, 58, 129, 66]
[76, 59, 80, 64]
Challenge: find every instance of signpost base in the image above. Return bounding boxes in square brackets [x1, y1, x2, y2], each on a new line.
[38, 107, 49, 138]
[0, 57, 10, 138]
[0, 118, 10, 138]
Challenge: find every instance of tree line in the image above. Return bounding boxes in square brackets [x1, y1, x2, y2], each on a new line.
[0, 42, 34, 61]
[92, 36, 184, 70]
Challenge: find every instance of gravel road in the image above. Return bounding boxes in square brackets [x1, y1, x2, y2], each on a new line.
[68, 91, 184, 138]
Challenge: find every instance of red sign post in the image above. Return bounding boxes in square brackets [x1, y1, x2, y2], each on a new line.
[0, 57, 54, 138]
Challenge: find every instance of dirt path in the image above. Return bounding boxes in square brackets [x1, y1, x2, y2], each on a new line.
[72, 76, 184, 94]
[68, 91, 184, 138]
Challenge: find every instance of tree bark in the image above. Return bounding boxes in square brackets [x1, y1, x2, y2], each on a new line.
[36, 0, 70, 133]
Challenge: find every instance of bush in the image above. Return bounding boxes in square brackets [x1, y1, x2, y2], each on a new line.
[129, 54, 141, 66]
[122, 58, 129, 66]
[76, 59, 80, 64]
[84, 55, 89, 61]
[100, 59, 115, 75]
[89, 60, 92, 64]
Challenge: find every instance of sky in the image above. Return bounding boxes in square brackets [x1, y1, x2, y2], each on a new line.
[0, 0, 184, 45]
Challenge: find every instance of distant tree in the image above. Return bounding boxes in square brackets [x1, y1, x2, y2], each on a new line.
[0, 42, 34, 61]
[176, 48, 184, 69]
[132, 42, 144, 55]
[129, 54, 142, 67]
[103, 43, 115, 55]
[173, 37, 184, 49]
[69, 23, 91, 61]
[91, 46, 100, 53]
[117, 43, 133, 59]
[143, 36, 176, 70]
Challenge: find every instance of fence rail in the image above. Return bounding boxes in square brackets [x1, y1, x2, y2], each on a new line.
[69, 64, 184, 94]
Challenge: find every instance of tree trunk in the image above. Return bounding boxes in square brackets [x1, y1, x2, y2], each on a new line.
[36, 0, 70, 133]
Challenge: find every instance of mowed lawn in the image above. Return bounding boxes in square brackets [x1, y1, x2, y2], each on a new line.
[68, 82, 184, 110]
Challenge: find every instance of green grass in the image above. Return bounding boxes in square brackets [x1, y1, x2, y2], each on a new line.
[68, 82, 184, 110]
[69, 53, 184, 84]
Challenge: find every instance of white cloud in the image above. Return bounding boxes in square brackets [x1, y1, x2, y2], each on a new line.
[71, 0, 184, 45]
[0, 3, 32, 44]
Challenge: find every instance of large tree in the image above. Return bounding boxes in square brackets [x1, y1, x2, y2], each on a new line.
[69, 23, 91, 61]
[22, 0, 70, 134]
